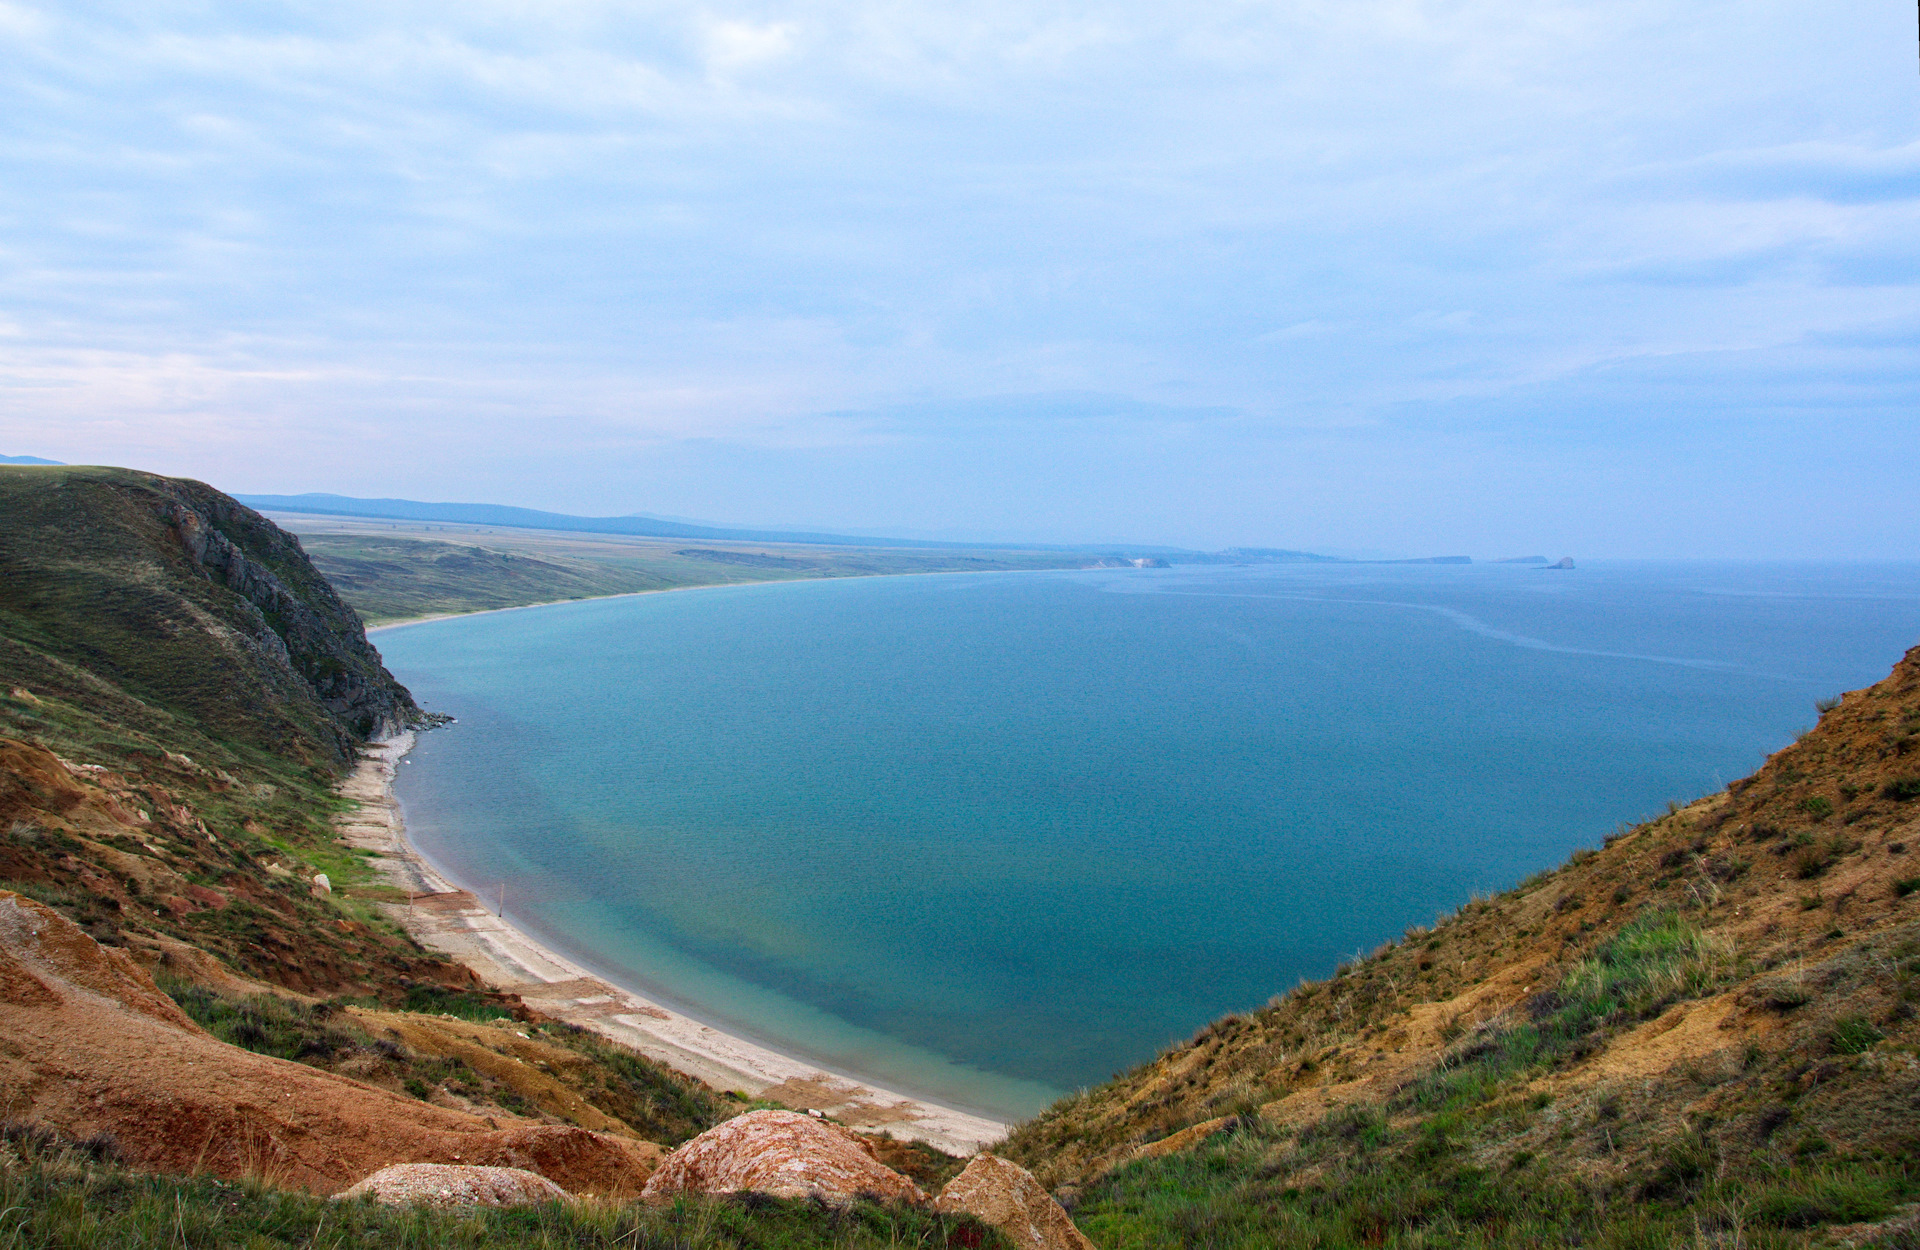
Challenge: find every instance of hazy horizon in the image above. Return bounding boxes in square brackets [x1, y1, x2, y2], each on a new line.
[3, 2, 1916, 559]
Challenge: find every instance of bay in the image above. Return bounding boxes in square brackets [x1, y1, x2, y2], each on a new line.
[379, 560, 1920, 1121]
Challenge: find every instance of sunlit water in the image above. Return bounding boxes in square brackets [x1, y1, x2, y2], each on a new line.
[379, 561, 1920, 1121]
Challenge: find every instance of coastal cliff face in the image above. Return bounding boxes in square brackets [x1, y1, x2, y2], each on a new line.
[0, 465, 417, 768]
[161, 483, 417, 743]
[0, 466, 441, 990]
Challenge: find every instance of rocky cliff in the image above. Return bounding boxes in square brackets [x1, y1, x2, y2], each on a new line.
[0, 465, 418, 769]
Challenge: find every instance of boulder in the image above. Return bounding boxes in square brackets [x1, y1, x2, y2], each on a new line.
[640, 1109, 924, 1204]
[335, 1163, 568, 1208]
[935, 1153, 1095, 1250]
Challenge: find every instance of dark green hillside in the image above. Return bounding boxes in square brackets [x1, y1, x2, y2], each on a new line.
[0, 465, 417, 769]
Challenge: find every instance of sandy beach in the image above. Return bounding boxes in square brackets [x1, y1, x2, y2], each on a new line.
[334, 733, 1010, 1156]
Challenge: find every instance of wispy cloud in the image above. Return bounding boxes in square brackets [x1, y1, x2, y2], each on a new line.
[1, 0, 1915, 554]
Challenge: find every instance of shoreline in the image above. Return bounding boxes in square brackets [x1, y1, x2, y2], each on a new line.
[364, 581, 745, 634]
[334, 732, 1011, 1156]
[361, 561, 1105, 634]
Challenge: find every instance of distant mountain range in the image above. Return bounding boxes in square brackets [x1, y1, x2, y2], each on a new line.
[0, 454, 62, 465]
[235, 492, 1053, 551]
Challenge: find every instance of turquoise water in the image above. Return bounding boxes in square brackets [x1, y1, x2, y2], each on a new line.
[380, 561, 1920, 1121]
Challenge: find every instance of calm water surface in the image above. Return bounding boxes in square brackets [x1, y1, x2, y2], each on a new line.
[380, 561, 1920, 1120]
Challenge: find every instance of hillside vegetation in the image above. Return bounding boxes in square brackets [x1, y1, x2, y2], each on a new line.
[1001, 646, 1920, 1246]
[0, 466, 728, 1113]
[274, 513, 1115, 625]
[0, 467, 484, 992]
[4, 463, 1917, 1245]
[0, 466, 988, 1246]
[0, 1124, 993, 1249]
[0, 466, 416, 765]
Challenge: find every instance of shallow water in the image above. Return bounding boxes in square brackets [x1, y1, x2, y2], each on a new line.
[380, 561, 1920, 1121]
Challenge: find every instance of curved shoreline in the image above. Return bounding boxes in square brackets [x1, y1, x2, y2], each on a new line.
[335, 732, 1010, 1156]
[365, 579, 750, 634]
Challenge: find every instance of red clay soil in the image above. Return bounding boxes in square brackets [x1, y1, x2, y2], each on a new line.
[0, 736, 480, 998]
[0, 889, 659, 1197]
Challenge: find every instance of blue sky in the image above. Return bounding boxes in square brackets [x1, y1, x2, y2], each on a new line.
[2, 0, 1916, 555]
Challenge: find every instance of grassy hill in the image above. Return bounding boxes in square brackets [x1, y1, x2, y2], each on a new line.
[999, 647, 1920, 1246]
[293, 532, 664, 624]
[0, 466, 478, 991]
[0, 466, 417, 766]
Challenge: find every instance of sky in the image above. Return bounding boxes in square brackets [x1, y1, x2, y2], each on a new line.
[1, 1, 1916, 557]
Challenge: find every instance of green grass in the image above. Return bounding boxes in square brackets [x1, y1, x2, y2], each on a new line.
[1406, 910, 1735, 1111]
[162, 980, 369, 1063]
[396, 983, 519, 1021]
[1882, 777, 1920, 801]
[0, 1132, 1004, 1250]
[1827, 1015, 1885, 1056]
[1070, 1107, 1915, 1248]
[160, 979, 736, 1145]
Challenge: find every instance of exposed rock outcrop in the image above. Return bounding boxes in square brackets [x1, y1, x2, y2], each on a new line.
[640, 1110, 925, 1204]
[335, 1163, 569, 1208]
[934, 1153, 1095, 1250]
[160, 486, 418, 745]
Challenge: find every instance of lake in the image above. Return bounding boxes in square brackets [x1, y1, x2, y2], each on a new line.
[379, 560, 1920, 1121]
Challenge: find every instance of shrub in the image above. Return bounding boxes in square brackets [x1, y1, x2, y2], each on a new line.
[1760, 980, 1812, 1010]
[1894, 877, 1920, 898]
[1799, 796, 1833, 819]
[1792, 841, 1837, 879]
[1751, 1169, 1900, 1228]
[1828, 1016, 1884, 1055]
[400, 983, 515, 1022]
[1884, 777, 1920, 801]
